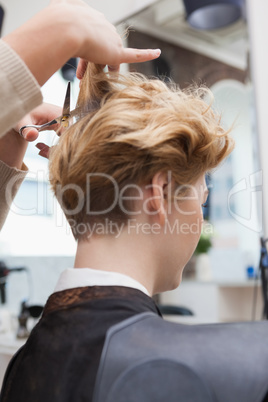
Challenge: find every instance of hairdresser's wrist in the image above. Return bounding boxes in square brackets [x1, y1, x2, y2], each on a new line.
[3, 6, 77, 87]
[0, 129, 28, 170]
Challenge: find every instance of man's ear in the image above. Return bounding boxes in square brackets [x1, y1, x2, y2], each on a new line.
[146, 172, 171, 226]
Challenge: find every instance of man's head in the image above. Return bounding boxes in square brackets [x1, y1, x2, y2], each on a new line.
[49, 64, 233, 245]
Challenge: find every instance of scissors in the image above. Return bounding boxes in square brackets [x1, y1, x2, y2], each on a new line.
[19, 82, 81, 137]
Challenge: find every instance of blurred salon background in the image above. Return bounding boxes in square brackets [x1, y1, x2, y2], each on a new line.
[0, 0, 267, 328]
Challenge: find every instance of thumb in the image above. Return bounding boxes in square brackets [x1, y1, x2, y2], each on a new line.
[76, 59, 88, 80]
[20, 127, 39, 142]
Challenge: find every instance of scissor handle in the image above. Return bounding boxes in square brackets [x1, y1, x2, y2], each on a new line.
[19, 118, 60, 137]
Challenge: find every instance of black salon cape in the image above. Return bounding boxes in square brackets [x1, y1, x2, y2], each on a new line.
[1, 286, 268, 402]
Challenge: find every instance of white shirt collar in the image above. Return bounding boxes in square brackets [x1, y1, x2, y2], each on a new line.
[54, 268, 150, 297]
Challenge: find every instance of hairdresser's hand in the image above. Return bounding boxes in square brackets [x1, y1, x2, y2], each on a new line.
[19, 103, 62, 159]
[48, 0, 161, 79]
[13, 103, 62, 162]
[17, 103, 62, 142]
[0, 127, 28, 170]
[0, 103, 61, 168]
[76, 45, 161, 79]
[4, 0, 160, 86]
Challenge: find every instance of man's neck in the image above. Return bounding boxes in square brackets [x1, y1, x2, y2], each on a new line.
[74, 234, 157, 296]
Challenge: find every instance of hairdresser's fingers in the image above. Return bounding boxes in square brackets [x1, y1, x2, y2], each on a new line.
[119, 48, 161, 64]
[36, 143, 50, 159]
[77, 59, 107, 79]
[19, 127, 39, 142]
[108, 65, 119, 72]
[76, 59, 88, 80]
[76, 48, 161, 80]
[21, 124, 61, 142]
[15, 103, 62, 142]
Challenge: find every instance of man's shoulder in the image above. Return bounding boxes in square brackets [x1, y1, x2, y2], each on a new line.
[93, 313, 268, 402]
[108, 310, 268, 342]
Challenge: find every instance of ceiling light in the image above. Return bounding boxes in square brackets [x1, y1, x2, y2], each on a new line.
[183, 0, 243, 30]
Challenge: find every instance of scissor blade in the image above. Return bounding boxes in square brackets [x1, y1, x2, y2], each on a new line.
[62, 81, 71, 116]
[47, 107, 82, 131]
[69, 107, 84, 120]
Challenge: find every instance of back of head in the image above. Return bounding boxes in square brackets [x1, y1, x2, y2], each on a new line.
[49, 64, 234, 240]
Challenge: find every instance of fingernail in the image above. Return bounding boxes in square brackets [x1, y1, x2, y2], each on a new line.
[154, 49, 161, 56]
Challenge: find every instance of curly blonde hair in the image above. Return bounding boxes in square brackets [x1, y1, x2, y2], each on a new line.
[49, 64, 234, 239]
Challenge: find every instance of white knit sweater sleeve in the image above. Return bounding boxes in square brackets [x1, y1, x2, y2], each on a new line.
[0, 160, 28, 230]
[0, 39, 43, 138]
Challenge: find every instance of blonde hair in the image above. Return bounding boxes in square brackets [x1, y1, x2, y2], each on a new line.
[49, 64, 234, 239]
